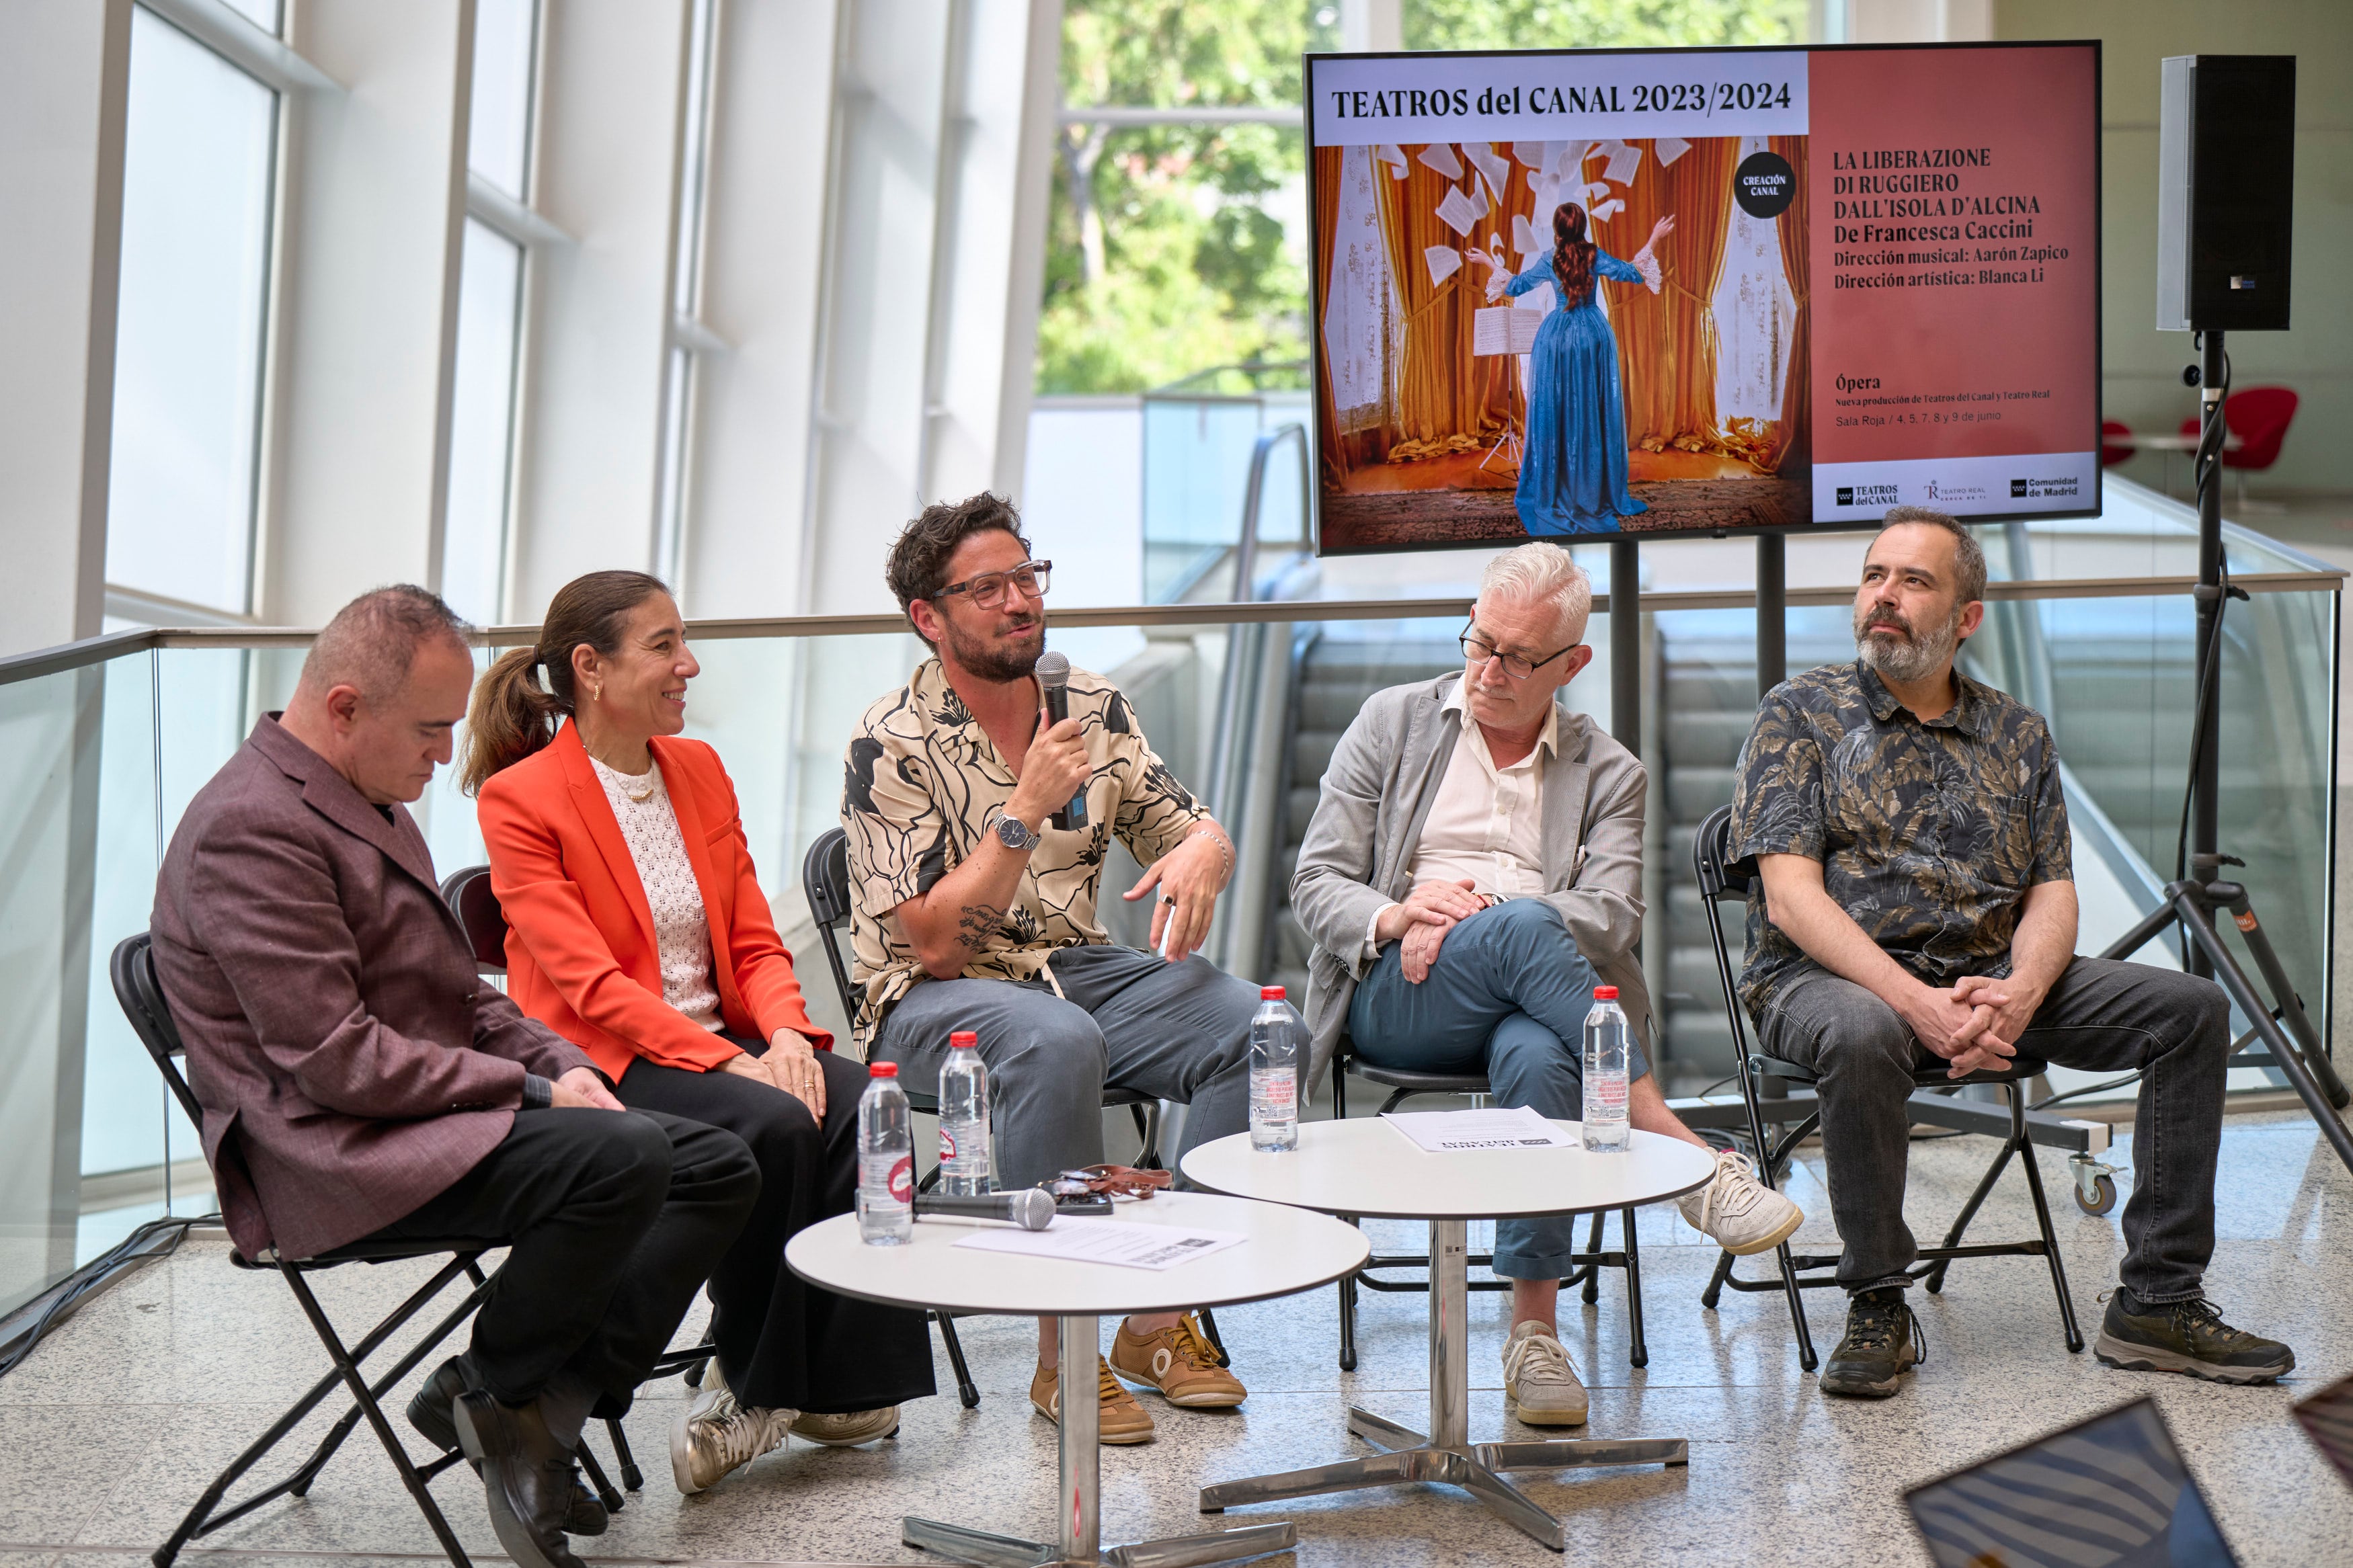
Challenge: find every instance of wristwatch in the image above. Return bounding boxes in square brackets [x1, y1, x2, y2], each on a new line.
[993, 813, 1039, 853]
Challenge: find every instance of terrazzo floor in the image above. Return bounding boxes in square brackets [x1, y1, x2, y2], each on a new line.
[2, 1110, 2348, 1567]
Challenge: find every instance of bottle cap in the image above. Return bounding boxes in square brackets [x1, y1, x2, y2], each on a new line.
[1593, 985, 1619, 1000]
[1261, 985, 1286, 1000]
[949, 1031, 978, 1048]
[869, 1061, 899, 1077]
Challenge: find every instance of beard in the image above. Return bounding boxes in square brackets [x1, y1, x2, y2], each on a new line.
[941, 611, 1045, 684]
[1853, 597, 1961, 686]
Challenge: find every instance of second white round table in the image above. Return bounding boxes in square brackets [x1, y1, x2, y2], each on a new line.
[1183, 1118, 1716, 1552]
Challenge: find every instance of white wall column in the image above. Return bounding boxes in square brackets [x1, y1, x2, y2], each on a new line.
[506, 0, 688, 622]
[265, 1, 470, 624]
[0, 0, 132, 657]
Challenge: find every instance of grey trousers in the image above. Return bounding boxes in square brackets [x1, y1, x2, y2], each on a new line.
[1754, 956, 2231, 1301]
[869, 944, 1261, 1192]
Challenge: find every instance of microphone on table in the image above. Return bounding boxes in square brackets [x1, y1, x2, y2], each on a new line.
[914, 1189, 1057, 1231]
[1033, 651, 1089, 832]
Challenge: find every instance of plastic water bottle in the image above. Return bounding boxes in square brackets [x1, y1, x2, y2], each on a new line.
[1582, 985, 1630, 1153]
[857, 1061, 914, 1244]
[937, 1030, 991, 1197]
[1249, 985, 1300, 1152]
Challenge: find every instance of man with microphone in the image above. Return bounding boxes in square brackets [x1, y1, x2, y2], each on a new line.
[843, 493, 1252, 1445]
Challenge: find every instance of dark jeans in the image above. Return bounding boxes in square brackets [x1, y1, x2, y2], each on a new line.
[616, 1044, 934, 1414]
[1754, 956, 2231, 1300]
[872, 944, 1259, 1192]
[1348, 899, 1651, 1280]
[371, 1107, 760, 1415]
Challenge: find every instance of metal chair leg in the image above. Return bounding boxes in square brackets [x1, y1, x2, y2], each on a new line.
[1620, 1207, 1647, 1368]
[935, 1311, 982, 1409]
[1700, 1247, 1736, 1310]
[2011, 1089, 2085, 1352]
[1778, 1238, 1818, 1372]
[1135, 1102, 1162, 1169]
[1196, 1306, 1230, 1366]
[577, 1441, 625, 1514]
[604, 1415, 644, 1493]
[1924, 1139, 2020, 1294]
[1579, 1210, 1604, 1306]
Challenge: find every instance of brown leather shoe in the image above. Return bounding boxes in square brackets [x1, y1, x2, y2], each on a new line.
[1109, 1314, 1246, 1408]
[1029, 1356, 1155, 1444]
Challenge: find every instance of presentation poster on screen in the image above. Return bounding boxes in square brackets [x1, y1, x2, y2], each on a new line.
[1306, 42, 2100, 552]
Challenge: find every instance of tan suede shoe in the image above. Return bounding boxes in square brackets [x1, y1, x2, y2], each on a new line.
[1029, 1356, 1156, 1444]
[1109, 1314, 1246, 1409]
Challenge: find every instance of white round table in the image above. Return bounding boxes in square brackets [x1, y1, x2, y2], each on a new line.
[787, 1191, 1368, 1568]
[1183, 1120, 1716, 1553]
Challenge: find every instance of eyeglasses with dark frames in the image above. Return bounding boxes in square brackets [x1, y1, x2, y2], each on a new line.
[1458, 616, 1578, 682]
[932, 560, 1052, 610]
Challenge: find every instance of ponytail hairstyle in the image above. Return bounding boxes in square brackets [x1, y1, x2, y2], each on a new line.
[458, 569, 672, 794]
[1551, 202, 1597, 305]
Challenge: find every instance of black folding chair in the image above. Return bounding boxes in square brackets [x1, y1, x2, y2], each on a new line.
[1328, 1036, 1650, 1372]
[112, 932, 582, 1566]
[439, 865, 713, 1491]
[799, 827, 1231, 1379]
[1690, 804, 2083, 1372]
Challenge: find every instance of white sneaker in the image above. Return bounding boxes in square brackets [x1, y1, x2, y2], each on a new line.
[1501, 1321, 1588, 1427]
[1679, 1146, 1804, 1255]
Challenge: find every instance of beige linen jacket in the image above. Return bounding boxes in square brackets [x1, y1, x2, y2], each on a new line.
[1288, 675, 1653, 1091]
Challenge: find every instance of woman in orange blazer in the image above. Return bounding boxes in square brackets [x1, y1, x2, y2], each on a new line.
[464, 571, 931, 1497]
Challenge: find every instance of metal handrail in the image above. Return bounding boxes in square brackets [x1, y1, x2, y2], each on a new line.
[2, 569, 2341, 691]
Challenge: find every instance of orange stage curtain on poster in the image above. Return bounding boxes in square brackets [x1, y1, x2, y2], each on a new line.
[1602, 136, 1737, 452]
[1373, 146, 1534, 458]
[1763, 132, 1809, 476]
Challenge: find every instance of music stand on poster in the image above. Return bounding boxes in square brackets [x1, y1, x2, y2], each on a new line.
[1472, 303, 1542, 474]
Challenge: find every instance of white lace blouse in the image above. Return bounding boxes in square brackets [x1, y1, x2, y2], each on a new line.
[588, 753, 723, 1032]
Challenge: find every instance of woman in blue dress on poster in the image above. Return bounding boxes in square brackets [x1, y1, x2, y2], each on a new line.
[1474, 203, 1673, 536]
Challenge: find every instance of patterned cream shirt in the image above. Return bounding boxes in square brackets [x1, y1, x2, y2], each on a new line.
[588, 752, 723, 1032]
[840, 657, 1209, 1046]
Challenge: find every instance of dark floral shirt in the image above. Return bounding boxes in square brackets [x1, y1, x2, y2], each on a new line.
[1728, 661, 2073, 1018]
[840, 657, 1208, 1044]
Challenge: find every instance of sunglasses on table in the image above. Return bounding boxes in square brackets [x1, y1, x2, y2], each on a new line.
[932, 561, 1053, 611]
[1044, 1165, 1172, 1200]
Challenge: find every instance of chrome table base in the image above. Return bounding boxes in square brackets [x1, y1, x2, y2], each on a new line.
[906, 1314, 1298, 1568]
[1197, 1221, 1687, 1552]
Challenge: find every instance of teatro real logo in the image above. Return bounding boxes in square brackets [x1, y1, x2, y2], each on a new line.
[1925, 480, 1987, 504]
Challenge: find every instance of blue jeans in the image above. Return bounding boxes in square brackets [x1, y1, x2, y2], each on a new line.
[1346, 899, 1650, 1280]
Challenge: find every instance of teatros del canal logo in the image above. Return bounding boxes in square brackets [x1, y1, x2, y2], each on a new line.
[1837, 484, 1899, 507]
[2010, 476, 2080, 499]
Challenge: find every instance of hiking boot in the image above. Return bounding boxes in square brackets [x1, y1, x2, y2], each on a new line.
[1819, 1287, 1924, 1399]
[1030, 1356, 1156, 1444]
[1109, 1313, 1247, 1408]
[1501, 1321, 1588, 1426]
[2095, 1288, 2295, 1385]
[1678, 1147, 1804, 1255]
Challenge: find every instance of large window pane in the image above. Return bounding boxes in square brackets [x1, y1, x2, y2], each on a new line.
[442, 221, 524, 627]
[469, 0, 539, 196]
[1402, 0, 1804, 50]
[106, 10, 276, 616]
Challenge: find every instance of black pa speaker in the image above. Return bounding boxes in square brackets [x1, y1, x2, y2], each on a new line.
[2157, 54, 2295, 332]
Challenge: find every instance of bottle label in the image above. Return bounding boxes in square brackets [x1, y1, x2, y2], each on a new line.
[1587, 1078, 1628, 1113]
[863, 1151, 914, 1204]
[939, 1128, 957, 1161]
[1253, 1069, 1296, 1114]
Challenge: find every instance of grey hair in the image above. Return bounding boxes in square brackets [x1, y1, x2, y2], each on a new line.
[1876, 507, 1987, 606]
[1477, 542, 1593, 644]
[296, 585, 475, 703]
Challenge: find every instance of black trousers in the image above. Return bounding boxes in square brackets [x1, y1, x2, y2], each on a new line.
[372, 1107, 759, 1415]
[616, 1045, 934, 1414]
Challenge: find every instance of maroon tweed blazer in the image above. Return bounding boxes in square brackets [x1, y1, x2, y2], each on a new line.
[151, 716, 593, 1261]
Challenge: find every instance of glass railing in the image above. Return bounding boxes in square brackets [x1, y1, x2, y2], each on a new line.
[3, 538, 2336, 1319]
[1141, 363, 1310, 604]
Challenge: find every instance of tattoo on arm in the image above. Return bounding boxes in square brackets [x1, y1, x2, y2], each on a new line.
[955, 902, 1006, 952]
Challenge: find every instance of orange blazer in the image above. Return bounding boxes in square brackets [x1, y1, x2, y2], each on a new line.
[477, 720, 830, 1082]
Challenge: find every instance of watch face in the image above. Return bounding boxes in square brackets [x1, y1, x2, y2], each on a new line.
[996, 815, 1030, 848]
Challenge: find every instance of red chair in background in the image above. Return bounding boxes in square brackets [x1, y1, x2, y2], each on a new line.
[2101, 420, 2136, 466]
[2179, 386, 2299, 513]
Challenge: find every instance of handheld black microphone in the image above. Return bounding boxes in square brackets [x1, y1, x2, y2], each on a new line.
[1033, 652, 1090, 832]
[914, 1189, 1057, 1231]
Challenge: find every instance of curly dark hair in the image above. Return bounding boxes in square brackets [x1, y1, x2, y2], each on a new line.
[885, 493, 1033, 649]
[1552, 202, 1597, 305]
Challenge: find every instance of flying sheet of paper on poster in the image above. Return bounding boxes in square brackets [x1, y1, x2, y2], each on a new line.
[1511, 212, 1540, 261]
[1511, 140, 1546, 169]
[1466, 177, 1490, 220]
[1382, 1105, 1577, 1153]
[1417, 142, 1464, 179]
[1603, 141, 1642, 185]
[1434, 185, 1480, 237]
[1375, 143, 1408, 177]
[952, 1217, 1248, 1272]
[1466, 142, 1513, 202]
[1470, 306, 1546, 356]
[1580, 179, 1613, 207]
[1590, 198, 1624, 222]
[1423, 245, 1463, 287]
[1653, 136, 1691, 168]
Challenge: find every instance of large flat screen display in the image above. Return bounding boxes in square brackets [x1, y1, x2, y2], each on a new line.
[1306, 42, 2100, 552]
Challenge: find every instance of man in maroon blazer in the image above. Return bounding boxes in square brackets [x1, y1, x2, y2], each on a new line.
[152, 586, 758, 1568]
